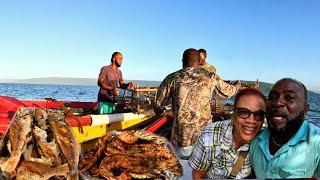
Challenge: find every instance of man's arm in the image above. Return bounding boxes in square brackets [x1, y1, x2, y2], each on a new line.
[214, 77, 242, 99]
[98, 78, 118, 95]
[153, 77, 173, 116]
[119, 80, 135, 89]
[116, 70, 135, 89]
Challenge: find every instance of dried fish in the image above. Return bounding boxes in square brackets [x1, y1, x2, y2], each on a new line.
[49, 116, 80, 180]
[78, 134, 112, 172]
[16, 161, 69, 180]
[23, 144, 53, 166]
[34, 108, 49, 130]
[80, 130, 183, 179]
[134, 130, 167, 144]
[118, 130, 138, 144]
[1, 107, 33, 172]
[33, 126, 62, 166]
[0, 107, 83, 180]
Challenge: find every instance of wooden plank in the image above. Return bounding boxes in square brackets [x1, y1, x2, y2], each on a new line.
[133, 88, 158, 92]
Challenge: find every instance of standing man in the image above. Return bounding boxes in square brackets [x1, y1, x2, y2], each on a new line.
[153, 48, 241, 159]
[198, 48, 218, 75]
[250, 78, 320, 178]
[198, 48, 241, 98]
[97, 52, 135, 114]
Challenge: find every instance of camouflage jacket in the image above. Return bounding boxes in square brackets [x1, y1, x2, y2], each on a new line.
[154, 67, 239, 148]
[201, 63, 239, 99]
[201, 63, 218, 76]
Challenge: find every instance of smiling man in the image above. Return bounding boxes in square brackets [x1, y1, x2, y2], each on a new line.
[250, 78, 320, 178]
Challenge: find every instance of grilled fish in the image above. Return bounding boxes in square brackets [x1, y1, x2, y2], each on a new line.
[34, 108, 48, 130]
[33, 126, 62, 166]
[48, 111, 80, 180]
[1, 107, 33, 172]
[16, 161, 69, 180]
[23, 144, 53, 166]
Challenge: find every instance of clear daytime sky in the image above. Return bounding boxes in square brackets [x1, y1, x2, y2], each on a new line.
[1, 1, 320, 92]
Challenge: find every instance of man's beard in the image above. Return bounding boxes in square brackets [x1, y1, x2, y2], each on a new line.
[115, 61, 121, 67]
[267, 110, 305, 134]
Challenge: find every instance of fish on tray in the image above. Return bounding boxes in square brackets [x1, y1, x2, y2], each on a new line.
[0, 107, 33, 173]
[48, 110, 80, 180]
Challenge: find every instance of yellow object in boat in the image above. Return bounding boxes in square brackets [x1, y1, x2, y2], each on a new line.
[72, 114, 158, 143]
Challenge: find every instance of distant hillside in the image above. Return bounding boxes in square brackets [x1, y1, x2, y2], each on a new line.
[8, 77, 97, 86]
[132, 80, 162, 87]
[1, 77, 318, 95]
[257, 81, 274, 95]
[256, 81, 318, 96]
[5, 77, 162, 87]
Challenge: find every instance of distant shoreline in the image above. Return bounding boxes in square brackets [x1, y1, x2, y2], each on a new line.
[0, 77, 319, 95]
[0, 77, 162, 87]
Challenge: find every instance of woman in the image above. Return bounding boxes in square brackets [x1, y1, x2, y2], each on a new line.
[189, 88, 266, 179]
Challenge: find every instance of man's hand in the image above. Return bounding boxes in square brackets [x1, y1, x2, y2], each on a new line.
[112, 87, 119, 96]
[128, 82, 135, 88]
[152, 101, 164, 115]
[235, 80, 243, 90]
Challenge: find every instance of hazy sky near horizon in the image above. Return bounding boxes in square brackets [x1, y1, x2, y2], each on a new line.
[1, 1, 320, 91]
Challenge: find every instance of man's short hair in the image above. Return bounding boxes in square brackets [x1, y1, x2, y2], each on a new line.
[277, 78, 308, 101]
[111, 52, 121, 62]
[301, 83, 308, 101]
[198, 48, 207, 58]
[182, 48, 200, 66]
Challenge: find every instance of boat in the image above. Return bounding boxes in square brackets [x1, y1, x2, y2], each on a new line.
[0, 86, 165, 143]
[0, 81, 260, 179]
[0, 80, 259, 142]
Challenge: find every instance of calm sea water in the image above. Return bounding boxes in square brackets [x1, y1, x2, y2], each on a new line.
[1, 83, 319, 126]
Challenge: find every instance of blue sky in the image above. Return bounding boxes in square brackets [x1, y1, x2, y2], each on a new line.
[1, 1, 320, 92]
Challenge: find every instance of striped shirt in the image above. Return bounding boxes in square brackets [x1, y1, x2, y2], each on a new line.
[189, 120, 252, 179]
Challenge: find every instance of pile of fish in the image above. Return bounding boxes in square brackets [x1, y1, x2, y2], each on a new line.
[79, 130, 183, 179]
[0, 107, 80, 180]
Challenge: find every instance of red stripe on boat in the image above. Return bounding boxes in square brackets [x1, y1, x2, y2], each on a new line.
[146, 114, 173, 133]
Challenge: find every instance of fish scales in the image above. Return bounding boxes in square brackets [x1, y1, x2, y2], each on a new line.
[48, 116, 80, 180]
[16, 161, 69, 180]
[0, 107, 33, 172]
